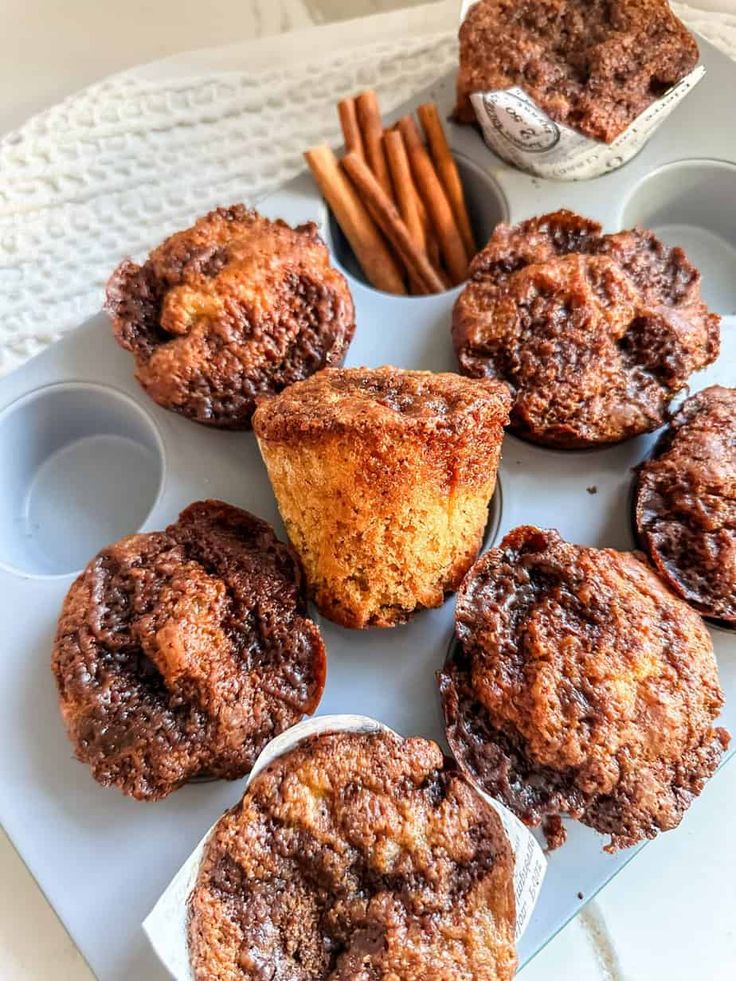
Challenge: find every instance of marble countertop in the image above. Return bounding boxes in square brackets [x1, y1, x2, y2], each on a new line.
[2, 2, 735, 978]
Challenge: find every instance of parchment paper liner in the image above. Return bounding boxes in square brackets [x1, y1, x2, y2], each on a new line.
[143, 714, 547, 979]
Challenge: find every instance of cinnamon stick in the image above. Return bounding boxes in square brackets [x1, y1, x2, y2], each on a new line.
[337, 98, 365, 159]
[384, 130, 450, 292]
[342, 151, 445, 295]
[396, 140, 434, 258]
[398, 116, 469, 286]
[355, 91, 394, 202]
[383, 130, 425, 253]
[304, 145, 405, 295]
[384, 120, 433, 249]
[417, 102, 475, 260]
[415, 193, 443, 275]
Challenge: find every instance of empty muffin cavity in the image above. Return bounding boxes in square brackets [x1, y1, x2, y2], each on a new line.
[0, 383, 164, 577]
[621, 160, 736, 314]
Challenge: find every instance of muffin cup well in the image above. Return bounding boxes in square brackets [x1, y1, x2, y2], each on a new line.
[143, 714, 546, 981]
[620, 159, 736, 312]
[326, 153, 507, 294]
[0, 382, 164, 577]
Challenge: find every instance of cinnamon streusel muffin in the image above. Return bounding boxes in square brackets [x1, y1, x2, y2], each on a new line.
[253, 366, 511, 628]
[636, 386, 736, 623]
[453, 210, 720, 448]
[51, 501, 326, 800]
[439, 526, 730, 852]
[106, 206, 355, 429]
[454, 0, 699, 142]
[188, 729, 517, 981]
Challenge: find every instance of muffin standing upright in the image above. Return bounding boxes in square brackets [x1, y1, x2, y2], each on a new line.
[254, 366, 511, 628]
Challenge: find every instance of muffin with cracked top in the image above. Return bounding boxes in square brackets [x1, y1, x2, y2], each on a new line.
[188, 728, 517, 981]
[454, 0, 699, 142]
[106, 205, 355, 429]
[439, 525, 730, 852]
[253, 366, 511, 628]
[51, 500, 326, 800]
[635, 385, 736, 623]
[453, 210, 720, 448]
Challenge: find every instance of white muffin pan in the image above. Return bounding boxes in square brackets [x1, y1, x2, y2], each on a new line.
[0, 35, 734, 981]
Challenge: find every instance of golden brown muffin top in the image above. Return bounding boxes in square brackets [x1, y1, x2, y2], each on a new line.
[455, 0, 698, 142]
[253, 366, 512, 442]
[106, 206, 355, 429]
[439, 526, 729, 852]
[453, 210, 720, 448]
[636, 386, 736, 623]
[51, 501, 326, 800]
[188, 729, 517, 981]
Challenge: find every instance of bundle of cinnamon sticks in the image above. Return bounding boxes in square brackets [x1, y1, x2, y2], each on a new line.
[304, 91, 475, 296]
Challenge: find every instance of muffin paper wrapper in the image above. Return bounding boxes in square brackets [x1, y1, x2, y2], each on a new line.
[459, 0, 705, 180]
[143, 714, 547, 979]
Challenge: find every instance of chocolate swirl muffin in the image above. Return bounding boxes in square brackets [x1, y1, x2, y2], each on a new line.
[106, 206, 355, 429]
[455, 0, 698, 142]
[439, 526, 729, 852]
[188, 729, 517, 980]
[51, 501, 326, 800]
[636, 386, 736, 623]
[254, 367, 511, 628]
[453, 210, 720, 448]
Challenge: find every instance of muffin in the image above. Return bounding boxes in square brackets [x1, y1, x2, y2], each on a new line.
[438, 526, 730, 852]
[106, 206, 355, 429]
[188, 729, 517, 981]
[454, 0, 699, 142]
[635, 386, 736, 623]
[253, 367, 512, 628]
[51, 501, 326, 800]
[453, 210, 720, 448]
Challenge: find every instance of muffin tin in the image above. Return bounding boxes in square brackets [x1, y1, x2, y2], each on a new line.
[0, 34, 734, 981]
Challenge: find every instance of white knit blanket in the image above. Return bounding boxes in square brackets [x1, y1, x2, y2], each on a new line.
[0, 1, 733, 374]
